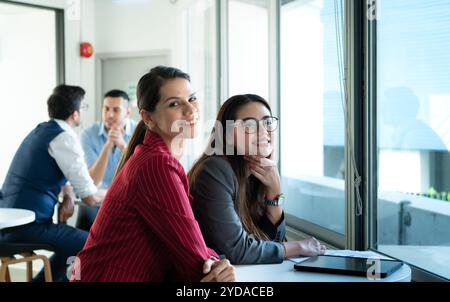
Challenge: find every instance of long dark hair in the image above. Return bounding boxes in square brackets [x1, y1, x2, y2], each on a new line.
[115, 66, 190, 174]
[188, 94, 273, 240]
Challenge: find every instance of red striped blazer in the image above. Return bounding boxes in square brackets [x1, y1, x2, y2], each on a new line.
[73, 130, 218, 281]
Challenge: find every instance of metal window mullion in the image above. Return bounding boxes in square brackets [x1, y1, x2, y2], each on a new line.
[218, 0, 229, 104]
[365, 1, 378, 251]
[345, 0, 365, 250]
[269, 0, 281, 170]
[344, 0, 355, 250]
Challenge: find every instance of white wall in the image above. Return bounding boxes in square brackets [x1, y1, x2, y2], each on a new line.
[79, 0, 96, 126]
[92, 0, 187, 126]
[1, 0, 215, 180]
[94, 0, 182, 58]
[7, 0, 186, 128]
[1, 0, 197, 181]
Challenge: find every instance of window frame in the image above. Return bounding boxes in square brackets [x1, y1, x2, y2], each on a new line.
[279, 0, 349, 249]
[276, 0, 450, 280]
[345, 0, 365, 251]
[363, 0, 450, 282]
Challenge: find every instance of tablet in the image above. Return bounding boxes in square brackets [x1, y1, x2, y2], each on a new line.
[293, 255, 403, 278]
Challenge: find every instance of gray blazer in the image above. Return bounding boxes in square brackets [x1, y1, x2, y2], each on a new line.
[191, 156, 285, 264]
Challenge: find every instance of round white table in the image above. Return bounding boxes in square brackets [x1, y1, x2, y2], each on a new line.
[0, 209, 35, 229]
[236, 260, 411, 282]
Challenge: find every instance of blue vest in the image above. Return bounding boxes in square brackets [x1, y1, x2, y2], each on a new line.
[1, 121, 67, 223]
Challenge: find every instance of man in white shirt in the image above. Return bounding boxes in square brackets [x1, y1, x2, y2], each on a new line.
[0, 85, 103, 281]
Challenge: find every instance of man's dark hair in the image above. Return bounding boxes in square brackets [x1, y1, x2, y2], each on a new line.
[104, 89, 130, 103]
[47, 85, 86, 120]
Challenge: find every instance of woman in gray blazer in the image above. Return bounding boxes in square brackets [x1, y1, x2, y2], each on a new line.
[188, 94, 326, 264]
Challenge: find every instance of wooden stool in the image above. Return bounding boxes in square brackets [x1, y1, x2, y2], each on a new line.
[0, 243, 53, 282]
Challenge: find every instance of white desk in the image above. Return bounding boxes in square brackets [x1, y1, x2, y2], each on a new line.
[0, 209, 35, 229]
[236, 259, 411, 282]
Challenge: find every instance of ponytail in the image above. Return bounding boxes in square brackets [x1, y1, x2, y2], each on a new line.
[115, 120, 147, 176]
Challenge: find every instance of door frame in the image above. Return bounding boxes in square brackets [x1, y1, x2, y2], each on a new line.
[95, 50, 171, 121]
[1, 0, 65, 85]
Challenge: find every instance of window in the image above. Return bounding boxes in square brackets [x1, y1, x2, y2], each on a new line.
[0, 2, 62, 185]
[228, 0, 270, 100]
[374, 0, 450, 280]
[280, 0, 346, 246]
[181, 0, 218, 170]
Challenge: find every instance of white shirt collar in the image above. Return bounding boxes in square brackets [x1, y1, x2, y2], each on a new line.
[53, 119, 78, 138]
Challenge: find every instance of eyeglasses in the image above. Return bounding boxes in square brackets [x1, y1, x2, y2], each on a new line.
[80, 102, 89, 111]
[236, 117, 279, 134]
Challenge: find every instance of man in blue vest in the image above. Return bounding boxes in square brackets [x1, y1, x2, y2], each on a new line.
[0, 85, 101, 281]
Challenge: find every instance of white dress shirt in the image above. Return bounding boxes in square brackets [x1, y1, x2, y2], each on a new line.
[48, 119, 97, 199]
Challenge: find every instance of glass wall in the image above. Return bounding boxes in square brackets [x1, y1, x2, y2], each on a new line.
[228, 0, 270, 101]
[280, 0, 346, 239]
[0, 2, 59, 185]
[376, 0, 450, 279]
[181, 0, 218, 169]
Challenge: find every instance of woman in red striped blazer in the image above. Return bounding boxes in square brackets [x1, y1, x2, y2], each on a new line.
[72, 66, 235, 282]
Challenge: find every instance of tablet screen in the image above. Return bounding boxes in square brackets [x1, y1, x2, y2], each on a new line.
[293, 255, 403, 278]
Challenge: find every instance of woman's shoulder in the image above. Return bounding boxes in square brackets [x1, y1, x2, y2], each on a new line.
[200, 155, 234, 174]
[129, 147, 183, 176]
[195, 156, 236, 187]
[191, 156, 237, 199]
